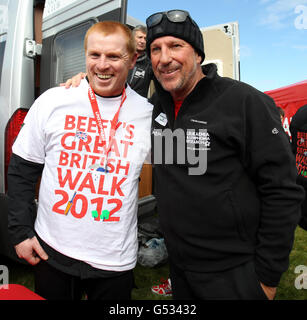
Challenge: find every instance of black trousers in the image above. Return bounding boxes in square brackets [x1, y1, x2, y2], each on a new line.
[169, 260, 269, 300]
[34, 261, 134, 300]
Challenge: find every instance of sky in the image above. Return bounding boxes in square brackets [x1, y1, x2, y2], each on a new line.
[127, 0, 307, 92]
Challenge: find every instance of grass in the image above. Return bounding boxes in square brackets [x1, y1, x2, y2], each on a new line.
[132, 263, 171, 300]
[275, 226, 307, 300]
[1, 226, 307, 300]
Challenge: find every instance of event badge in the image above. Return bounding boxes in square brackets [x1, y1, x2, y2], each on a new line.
[155, 113, 168, 126]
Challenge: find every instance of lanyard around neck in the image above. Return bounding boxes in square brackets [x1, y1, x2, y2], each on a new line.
[88, 85, 127, 168]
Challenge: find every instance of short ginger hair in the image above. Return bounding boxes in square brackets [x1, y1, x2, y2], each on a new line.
[84, 21, 136, 58]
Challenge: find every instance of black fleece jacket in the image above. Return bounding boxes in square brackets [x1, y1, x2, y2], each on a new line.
[127, 53, 153, 98]
[150, 64, 305, 287]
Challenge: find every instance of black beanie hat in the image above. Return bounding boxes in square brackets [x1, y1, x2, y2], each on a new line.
[146, 11, 205, 63]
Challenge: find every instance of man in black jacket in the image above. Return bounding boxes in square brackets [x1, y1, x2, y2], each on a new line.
[146, 9, 305, 300]
[127, 25, 153, 98]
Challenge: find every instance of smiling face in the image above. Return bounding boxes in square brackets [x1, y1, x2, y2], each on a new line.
[150, 36, 204, 101]
[85, 30, 137, 97]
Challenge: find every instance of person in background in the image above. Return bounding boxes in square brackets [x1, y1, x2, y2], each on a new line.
[7, 21, 153, 300]
[290, 104, 307, 231]
[277, 106, 285, 124]
[127, 25, 154, 98]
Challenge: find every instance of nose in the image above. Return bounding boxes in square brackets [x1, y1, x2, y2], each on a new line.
[159, 46, 172, 65]
[96, 55, 110, 70]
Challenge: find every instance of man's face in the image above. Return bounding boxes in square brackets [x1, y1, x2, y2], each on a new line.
[150, 36, 203, 100]
[86, 31, 136, 96]
[134, 30, 147, 53]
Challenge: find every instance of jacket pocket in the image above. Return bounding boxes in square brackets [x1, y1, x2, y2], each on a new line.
[228, 190, 248, 241]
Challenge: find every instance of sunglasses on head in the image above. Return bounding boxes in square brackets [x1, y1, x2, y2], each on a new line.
[146, 10, 194, 28]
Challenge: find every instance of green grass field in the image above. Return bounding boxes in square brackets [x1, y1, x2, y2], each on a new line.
[1, 226, 307, 300]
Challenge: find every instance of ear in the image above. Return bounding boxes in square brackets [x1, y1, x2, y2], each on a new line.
[129, 52, 138, 70]
[195, 51, 202, 65]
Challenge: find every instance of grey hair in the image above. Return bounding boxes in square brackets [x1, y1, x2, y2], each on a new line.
[132, 25, 147, 35]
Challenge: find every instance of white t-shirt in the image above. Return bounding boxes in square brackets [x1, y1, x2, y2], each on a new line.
[12, 79, 153, 271]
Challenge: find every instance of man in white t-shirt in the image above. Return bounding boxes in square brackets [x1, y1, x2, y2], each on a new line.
[7, 21, 153, 300]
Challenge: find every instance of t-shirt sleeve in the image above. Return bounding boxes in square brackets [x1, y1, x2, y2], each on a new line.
[12, 99, 46, 164]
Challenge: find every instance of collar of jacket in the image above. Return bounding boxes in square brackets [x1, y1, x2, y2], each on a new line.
[137, 52, 149, 62]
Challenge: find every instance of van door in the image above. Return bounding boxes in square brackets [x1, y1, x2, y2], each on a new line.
[0, 0, 38, 195]
[0, 0, 41, 259]
[201, 22, 240, 80]
[40, 0, 128, 94]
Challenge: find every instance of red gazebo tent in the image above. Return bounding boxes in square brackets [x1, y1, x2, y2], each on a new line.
[265, 80, 307, 136]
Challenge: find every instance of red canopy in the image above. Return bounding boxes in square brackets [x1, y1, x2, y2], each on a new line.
[265, 80, 307, 136]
